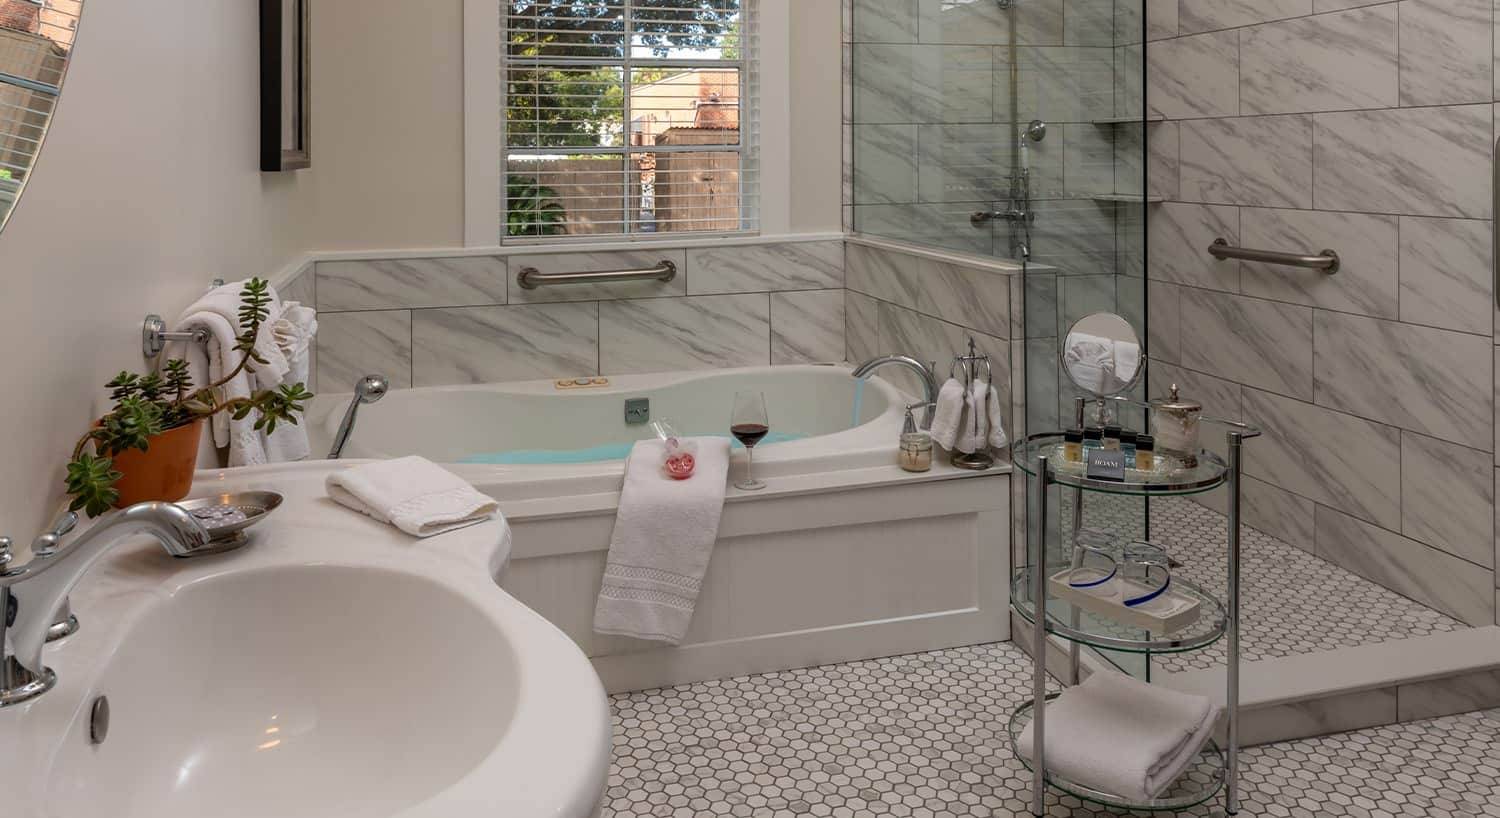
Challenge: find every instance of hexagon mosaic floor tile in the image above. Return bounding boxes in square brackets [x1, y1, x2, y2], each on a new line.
[604, 642, 1500, 817]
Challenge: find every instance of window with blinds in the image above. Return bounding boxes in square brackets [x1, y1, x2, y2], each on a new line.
[0, 0, 79, 218]
[503, 0, 757, 242]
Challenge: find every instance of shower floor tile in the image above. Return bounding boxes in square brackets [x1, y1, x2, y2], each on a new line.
[605, 642, 1500, 817]
[1055, 495, 1465, 674]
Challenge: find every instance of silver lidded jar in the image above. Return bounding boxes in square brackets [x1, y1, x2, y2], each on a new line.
[1150, 384, 1201, 468]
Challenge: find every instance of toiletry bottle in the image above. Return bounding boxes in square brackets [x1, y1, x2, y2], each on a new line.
[1063, 429, 1083, 462]
[1120, 429, 1138, 460]
[1102, 425, 1122, 451]
[1135, 433, 1155, 471]
[1083, 427, 1103, 452]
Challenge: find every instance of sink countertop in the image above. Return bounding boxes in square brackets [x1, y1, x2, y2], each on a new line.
[1, 461, 609, 818]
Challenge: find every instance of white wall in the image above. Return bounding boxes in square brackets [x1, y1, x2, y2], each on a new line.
[0, 0, 307, 533]
[304, 0, 842, 252]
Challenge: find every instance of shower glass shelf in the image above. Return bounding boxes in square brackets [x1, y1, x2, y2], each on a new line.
[1013, 434, 1228, 496]
[1010, 567, 1227, 654]
[1092, 114, 1167, 125]
[1088, 192, 1165, 204]
[1008, 695, 1226, 812]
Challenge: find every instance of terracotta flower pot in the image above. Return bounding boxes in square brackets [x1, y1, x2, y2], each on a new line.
[109, 418, 204, 508]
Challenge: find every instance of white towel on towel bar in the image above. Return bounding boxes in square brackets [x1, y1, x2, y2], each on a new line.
[175, 281, 317, 466]
[593, 437, 731, 645]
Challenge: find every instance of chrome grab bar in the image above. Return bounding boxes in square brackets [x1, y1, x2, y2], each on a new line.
[1208, 237, 1339, 274]
[516, 259, 677, 290]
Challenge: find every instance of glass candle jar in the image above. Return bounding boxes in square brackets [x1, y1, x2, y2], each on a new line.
[900, 431, 933, 472]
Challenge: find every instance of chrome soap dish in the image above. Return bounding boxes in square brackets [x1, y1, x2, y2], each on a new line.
[174, 491, 283, 556]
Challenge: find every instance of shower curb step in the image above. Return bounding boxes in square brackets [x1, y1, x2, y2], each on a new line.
[1013, 616, 1500, 747]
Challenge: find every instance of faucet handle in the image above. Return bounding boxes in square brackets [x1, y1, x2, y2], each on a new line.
[31, 511, 78, 558]
[0, 536, 18, 577]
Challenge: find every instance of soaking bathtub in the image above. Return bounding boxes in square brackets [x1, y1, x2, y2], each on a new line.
[310, 365, 907, 492]
[305, 364, 1013, 692]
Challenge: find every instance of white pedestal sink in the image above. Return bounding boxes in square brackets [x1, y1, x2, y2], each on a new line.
[1, 462, 611, 818]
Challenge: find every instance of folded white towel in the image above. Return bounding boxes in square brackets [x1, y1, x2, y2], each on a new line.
[1017, 670, 1220, 802]
[929, 378, 967, 450]
[326, 456, 500, 538]
[593, 437, 731, 645]
[986, 384, 1008, 450]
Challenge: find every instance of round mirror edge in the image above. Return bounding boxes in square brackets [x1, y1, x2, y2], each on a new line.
[0, 0, 85, 236]
[1059, 311, 1147, 400]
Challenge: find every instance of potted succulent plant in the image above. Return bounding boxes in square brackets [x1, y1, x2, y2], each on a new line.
[65, 279, 314, 516]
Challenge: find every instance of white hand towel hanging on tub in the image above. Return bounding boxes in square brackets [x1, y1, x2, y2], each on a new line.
[593, 437, 731, 645]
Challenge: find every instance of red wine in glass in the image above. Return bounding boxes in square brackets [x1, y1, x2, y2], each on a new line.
[730, 391, 769, 490]
[730, 423, 769, 448]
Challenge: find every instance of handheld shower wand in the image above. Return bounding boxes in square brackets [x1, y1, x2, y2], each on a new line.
[327, 374, 389, 459]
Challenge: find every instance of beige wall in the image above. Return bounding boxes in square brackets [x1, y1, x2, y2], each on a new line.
[786, 0, 842, 234]
[298, 0, 842, 251]
[0, 0, 307, 533]
[302, 0, 467, 250]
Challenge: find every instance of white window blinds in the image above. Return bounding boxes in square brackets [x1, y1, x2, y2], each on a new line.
[503, 0, 757, 242]
[0, 0, 79, 215]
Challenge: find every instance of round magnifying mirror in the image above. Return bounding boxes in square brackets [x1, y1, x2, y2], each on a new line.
[0, 0, 84, 232]
[1061, 312, 1145, 398]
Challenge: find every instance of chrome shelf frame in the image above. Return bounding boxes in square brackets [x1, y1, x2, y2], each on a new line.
[1016, 407, 1259, 816]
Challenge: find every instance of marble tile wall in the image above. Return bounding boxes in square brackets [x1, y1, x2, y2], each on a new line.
[847, 0, 1144, 267]
[1145, 0, 1499, 625]
[843, 240, 1020, 437]
[304, 240, 847, 391]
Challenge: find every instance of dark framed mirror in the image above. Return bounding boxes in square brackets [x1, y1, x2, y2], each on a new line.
[260, 0, 309, 172]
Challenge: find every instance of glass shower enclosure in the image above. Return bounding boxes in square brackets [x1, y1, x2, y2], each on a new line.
[849, 0, 1152, 674]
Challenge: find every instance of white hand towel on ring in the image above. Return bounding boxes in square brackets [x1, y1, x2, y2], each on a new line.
[929, 378, 967, 451]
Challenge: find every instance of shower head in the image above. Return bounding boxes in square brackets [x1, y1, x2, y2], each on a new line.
[354, 374, 389, 404]
[1021, 119, 1047, 143]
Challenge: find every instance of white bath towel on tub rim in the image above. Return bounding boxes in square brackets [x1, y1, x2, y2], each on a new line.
[593, 437, 731, 645]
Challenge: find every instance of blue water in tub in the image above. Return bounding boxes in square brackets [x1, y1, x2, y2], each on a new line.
[459, 430, 809, 465]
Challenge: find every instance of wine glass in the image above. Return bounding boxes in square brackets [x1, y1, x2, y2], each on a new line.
[730, 391, 769, 491]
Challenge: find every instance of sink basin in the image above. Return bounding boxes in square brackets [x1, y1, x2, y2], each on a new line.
[2, 462, 610, 818]
[48, 564, 518, 818]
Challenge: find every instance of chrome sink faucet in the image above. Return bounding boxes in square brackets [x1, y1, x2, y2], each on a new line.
[0, 502, 211, 707]
[852, 355, 939, 430]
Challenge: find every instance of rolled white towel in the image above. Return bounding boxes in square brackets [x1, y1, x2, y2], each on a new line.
[326, 456, 499, 538]
[929, 378, 967, 450]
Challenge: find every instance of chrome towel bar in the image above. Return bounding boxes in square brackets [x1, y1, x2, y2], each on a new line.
[1208, 238, 1340, 274]
[516, 259, 677, 290]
